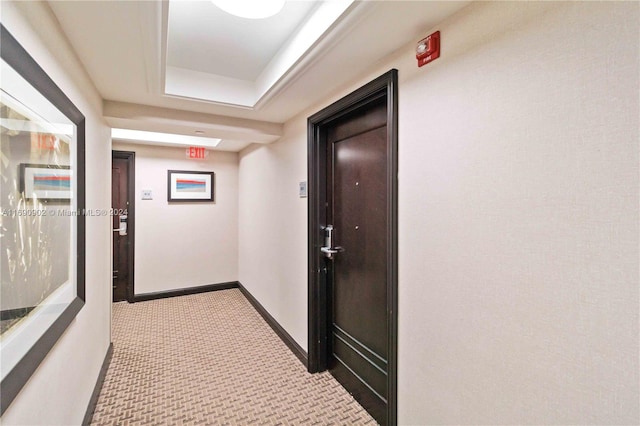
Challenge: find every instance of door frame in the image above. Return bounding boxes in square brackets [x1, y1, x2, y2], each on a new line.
[112, 150, 136, 303]
[307, 69, 398, 425]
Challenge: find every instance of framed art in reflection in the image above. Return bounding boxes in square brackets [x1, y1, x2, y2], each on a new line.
[20, 164, 71, 201]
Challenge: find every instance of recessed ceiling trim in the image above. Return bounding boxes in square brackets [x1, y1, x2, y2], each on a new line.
[253, 0, 354, 103]
[137, 1, 161, 95]
[165, 66, 256, 107]
[160, 0, 170, 98]
[254, 0, 374, 110]
[162, 0, 356, 109]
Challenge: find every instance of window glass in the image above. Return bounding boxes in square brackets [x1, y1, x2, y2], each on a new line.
[0, 57, 77, 378]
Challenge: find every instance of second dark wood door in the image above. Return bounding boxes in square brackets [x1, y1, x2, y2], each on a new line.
[112, 156, 130, 302]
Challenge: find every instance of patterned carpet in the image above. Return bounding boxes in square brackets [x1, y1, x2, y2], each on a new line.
[90, 289, 376, 425]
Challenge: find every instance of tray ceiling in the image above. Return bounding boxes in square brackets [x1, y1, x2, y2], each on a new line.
[167, 1, 317, 81]
[47, 0, 470, 151]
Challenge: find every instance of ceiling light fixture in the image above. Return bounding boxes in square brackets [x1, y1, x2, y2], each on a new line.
[211, 0, 285, 20]
[111, 128, 221, 148]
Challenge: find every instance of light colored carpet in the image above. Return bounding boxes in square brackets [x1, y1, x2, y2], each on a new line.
[90, 289, 376, 425]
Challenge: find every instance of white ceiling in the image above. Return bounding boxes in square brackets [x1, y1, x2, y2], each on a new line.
[47, 0, 470, 151]
[167, 1, 317, 81]
[163, 0, 355, 108]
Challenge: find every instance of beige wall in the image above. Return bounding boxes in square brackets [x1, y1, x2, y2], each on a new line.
[1, 1, 112, 424]
[238, 2, 639, 424]
[238, 117, 309, 347]
[113, 143, 239, 294]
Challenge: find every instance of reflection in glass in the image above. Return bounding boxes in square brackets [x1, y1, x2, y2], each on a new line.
[0, 59, 76, 338]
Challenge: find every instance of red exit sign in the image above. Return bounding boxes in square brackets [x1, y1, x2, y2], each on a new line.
[32, 133, 56, 150]
[186, 147, 207, 159]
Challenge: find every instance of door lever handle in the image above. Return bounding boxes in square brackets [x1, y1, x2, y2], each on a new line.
[321, 224, 343, 259]
[321, 246, 344, 258]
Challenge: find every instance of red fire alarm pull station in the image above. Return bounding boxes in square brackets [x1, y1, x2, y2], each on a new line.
[416, 31, 440, 67]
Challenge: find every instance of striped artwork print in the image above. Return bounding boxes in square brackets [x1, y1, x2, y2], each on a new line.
[33, 174, 71, 191]
[176, 178, 206, 193]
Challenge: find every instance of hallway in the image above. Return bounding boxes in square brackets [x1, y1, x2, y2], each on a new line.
[89, 290, 375, 425]
[1, 1, 638, 424]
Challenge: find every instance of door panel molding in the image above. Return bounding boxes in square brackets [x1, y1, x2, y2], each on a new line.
[333, 324, 388, 372]
[307, 69, 398, 425]
[112, 150, 135, 303]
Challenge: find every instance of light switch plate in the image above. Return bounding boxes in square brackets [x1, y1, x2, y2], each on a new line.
[141, 189, 153, 200]
[299, 181, 307, 198]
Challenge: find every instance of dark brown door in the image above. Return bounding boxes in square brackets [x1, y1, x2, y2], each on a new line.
[326, 99, 389, 424]
[308, 70, 398, 426]
[112, 152, 134, 302]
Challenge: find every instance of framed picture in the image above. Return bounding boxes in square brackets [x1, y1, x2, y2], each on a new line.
[0, 24, 85, 414]
[167, 170, 214, 202]
[20, 164, 71, 201]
